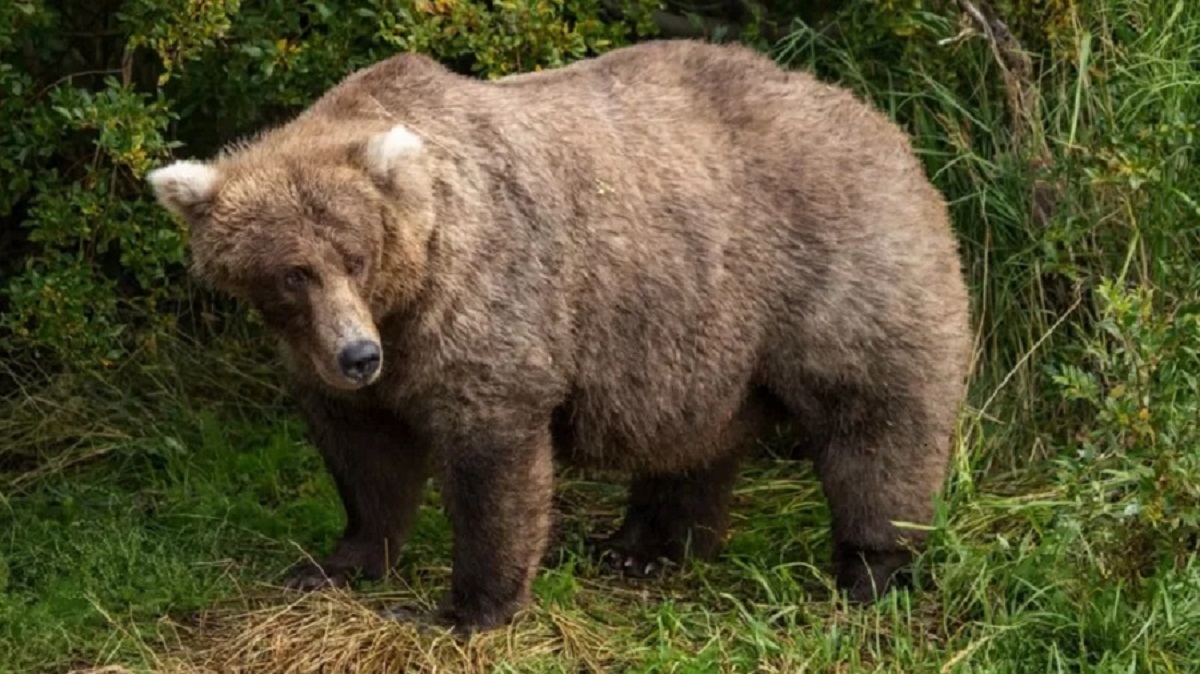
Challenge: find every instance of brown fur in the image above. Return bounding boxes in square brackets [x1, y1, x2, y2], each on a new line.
[147, 39, 972, 632]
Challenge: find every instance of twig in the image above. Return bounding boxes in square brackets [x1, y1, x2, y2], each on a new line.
[955, 0, 1038, 149]
[977, 290, 1082, 419]
[953, 0, 1060, 228]
[34, 68, 122, 99]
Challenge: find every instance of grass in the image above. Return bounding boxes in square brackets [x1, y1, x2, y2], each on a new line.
[3, 344, 1196, 673]
[3, 0, 1199, 672]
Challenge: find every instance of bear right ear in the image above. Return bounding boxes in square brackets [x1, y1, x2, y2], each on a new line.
[146, 160, 221, 225]
[361, 124, 425, 188]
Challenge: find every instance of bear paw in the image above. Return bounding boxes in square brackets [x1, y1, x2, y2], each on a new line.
[592, 529, 680, 579]
[282, 540, 391, 591]
[282, 560, 364, 591]
[833, 546, 913, 604]
[376, 605, 448, 635]
[418, 595, 523, 636]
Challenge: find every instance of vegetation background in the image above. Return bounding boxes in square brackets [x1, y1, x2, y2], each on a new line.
[1, 0, 1197, 671]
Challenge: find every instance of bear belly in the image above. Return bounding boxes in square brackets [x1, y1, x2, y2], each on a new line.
[549, 381, 775, 476]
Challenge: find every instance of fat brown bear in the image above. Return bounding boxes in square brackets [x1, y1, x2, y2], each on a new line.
[147, 39, 972, 633]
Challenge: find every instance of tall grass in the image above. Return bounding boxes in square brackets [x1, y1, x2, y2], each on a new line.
[770, 1, 1200, 669]
[1, 0, 1198, 672]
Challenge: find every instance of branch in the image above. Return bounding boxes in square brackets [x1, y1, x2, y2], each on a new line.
[956, 0, 1037, 144]
[954, 0, 1059, 228]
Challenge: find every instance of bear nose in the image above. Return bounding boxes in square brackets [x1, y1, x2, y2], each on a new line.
[338, 339, 381, 382]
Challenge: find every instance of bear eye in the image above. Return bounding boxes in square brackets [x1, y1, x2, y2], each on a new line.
[283, 268, 309, 291]
[346, 254, 366, 276]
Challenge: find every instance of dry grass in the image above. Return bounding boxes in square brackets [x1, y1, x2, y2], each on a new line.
[164, 592, 612, 674]
[94, 584, 881, 674]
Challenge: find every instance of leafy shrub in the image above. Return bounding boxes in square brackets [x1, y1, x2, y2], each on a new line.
[1038, 0, 1200, 583]
[0, 0, 659, 378]
[1051, 279, 1200, 581]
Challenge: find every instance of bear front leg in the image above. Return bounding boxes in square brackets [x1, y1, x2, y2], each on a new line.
[601, 453, 742, 577]
[285, 389, 432, 590]
[435, 425, 555, 633]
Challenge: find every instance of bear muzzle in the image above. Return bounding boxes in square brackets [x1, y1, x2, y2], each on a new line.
[338, 339, 382, 383]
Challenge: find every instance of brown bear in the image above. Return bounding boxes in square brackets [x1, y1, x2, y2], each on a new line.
[147, 39, 972, 633]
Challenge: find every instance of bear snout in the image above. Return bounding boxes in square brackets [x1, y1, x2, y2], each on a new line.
[337, 339, 382, 383]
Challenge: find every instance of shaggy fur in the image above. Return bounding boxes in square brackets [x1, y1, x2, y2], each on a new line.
[147, 39, 972, 633]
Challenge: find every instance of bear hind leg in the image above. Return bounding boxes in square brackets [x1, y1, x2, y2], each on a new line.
[599, 393, 786, 577]
[809, 388, 953, 603]
[600, 452, 743, 577]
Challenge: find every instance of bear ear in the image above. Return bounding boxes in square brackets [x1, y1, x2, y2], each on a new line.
[361, 124, 425, 187]
[146, 160, 221, 225]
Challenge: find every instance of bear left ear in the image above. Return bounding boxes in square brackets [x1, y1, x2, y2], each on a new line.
[361, 124, 425, 187]
[146, 160, 222, 226]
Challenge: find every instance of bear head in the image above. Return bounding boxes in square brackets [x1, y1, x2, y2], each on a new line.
[146, 123, 434, 391]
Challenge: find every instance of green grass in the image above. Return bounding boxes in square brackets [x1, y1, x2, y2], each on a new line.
[3, 0, 1199, 672]
[2, 351, 1196, 673]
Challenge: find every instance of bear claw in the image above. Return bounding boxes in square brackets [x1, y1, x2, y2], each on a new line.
[378, 606, 449, 635]
[282, 562, 354, 591]
[596, 544, 674, 578]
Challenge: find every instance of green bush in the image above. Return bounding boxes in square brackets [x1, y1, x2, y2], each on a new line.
[0, 0, 659, 377]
